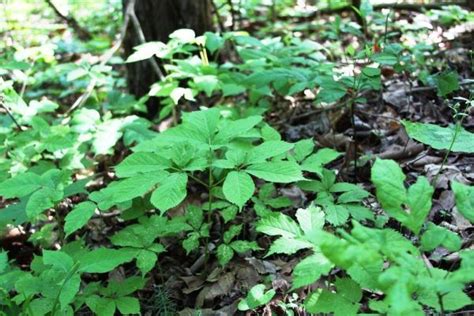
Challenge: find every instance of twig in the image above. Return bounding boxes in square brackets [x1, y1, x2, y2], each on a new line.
[44, 0, 92, 40]
[63, 0, 136, 117]
[129, 8, 165, 81]
[0, 95, 24, 130]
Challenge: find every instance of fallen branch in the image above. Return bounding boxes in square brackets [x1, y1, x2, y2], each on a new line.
[44, 0, 92, 40]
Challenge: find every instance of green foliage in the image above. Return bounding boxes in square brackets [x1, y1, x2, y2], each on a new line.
[402, 121, 474, 153]
[237, 284, 276, 311]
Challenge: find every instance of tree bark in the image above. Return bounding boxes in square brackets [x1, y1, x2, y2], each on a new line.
[123, 0, 213, 118]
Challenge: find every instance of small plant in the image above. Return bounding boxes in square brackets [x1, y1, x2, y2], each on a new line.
[237, 284, 276, 312]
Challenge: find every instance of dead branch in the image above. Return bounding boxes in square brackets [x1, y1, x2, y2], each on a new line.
[44, 0, 92, 40]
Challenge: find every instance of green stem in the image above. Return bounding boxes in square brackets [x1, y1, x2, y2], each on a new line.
[50, 263, 80, 316]
[432, 120, 462, 187]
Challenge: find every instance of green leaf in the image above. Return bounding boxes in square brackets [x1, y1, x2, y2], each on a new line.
[293, 139, 315, 162]
[224, 224, 243, 244]
[126, 42, 167, 63]
[421, 223, 461, 251]
[194, 75, 219, 97]
[136, 250, 157, 275]
[115, 296, 141, 315]
[371, 159, 407, 220]
[79, 248, 135, 273]
[402, 121, 474, 153]
[90, 173, 166, 210]
[0, 173, 43, 198]
[42, 250, 74, 272]
[292, 253, 332, 289]
[295, 204, 325, 242]
[86, 296, 116, 316]
[247, 141, 294, 163]
[246, 161, 304, 183]
[183, 108, 220, 143]
[217, 244, 234, 266]
[26, 187, 63, 218]
[405, 176, 434, 234]
[64, 202, 96, 237]
[214, 116, 262, 144]
[324, 203, 350, 226]
[256, 213, 302, 238]
[238, 284, 276, 311]
[150, 173, 188, 214]
[115, 152, 171, 177]
[435, 71, 459, 97]
[223, 171, 255, 209]
[371, 52, 398, 65]
[301, 148, 341, 175]
[266, 237, 312, 256]
[452, 181, 474, 222]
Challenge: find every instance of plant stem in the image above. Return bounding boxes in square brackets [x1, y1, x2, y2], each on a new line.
[432, 120, 462, 187]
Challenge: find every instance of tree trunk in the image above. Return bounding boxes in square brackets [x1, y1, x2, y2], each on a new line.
[123, 0, 213, 118]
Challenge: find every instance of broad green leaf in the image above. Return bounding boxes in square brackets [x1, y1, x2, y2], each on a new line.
[238, 284, 276, 311]
[217, 244, 234, 266]
[136, 250, 157, 275]
[247, 141, 294, 163]
[371, 159, 407, 220]
[194, 75, 219, 97]
[452, 181, 474, 222]
[26, 187, 63, 218]
[324, 203, 349, 226]
[371, 52, 398, 65]
[435, 71, 459, 97]
[246, 161, 304, 183]
[293, 139, 314, 162]
[182, 108, 220, 143]
[91, 173, 166, 210]
[295, 204, 325, 242]
[115, 152, 171, 177]
[115, 296, 141, 315]
[223, 171, 255, 209]
[86, 296, 116, 316]
[64, 202, 96, 237]
[266, 237, 312, 256]
[402, 121, 474, 153]
[150, 173, 188, 213]
[214, 116, 262, 144]
[301, 148, 341, 175]
[406, 176, 434, 234]
[292, 253, 332, 289]
[79, 248, 135, 273]
[224, 224, 243, 244]
[421, 223, 461, 251]
[256, 213, 302, 238]
[0, 173, 42, 198]
[42, 250, 74, 272]
[169, 28, 195, 43]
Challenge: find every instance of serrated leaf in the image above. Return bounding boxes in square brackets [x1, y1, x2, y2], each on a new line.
[292, 253, 332, 289]
[246, 161, 304, 183]
[136, 250, 157, 275]
[223, 171, 254, 209]
[324, 203, 349, 226]
[266, 237, 312, 256]
[42, 250, 74, 272]
[247, 141, 294, 163]
[371, 159, 407, 220]
[150, 173, 188, 214]
[214, 116, 262, 144]
[238, 284, 276, 311]
[79, 248, 135, 273]
[452, 181, 474, 223]
[301, 148, 341, 175]
[293, 139, 315, 162]
[64, 202, 96, 237]
[296, 204, 325, 242]
[115, 152, 171, 177]
[0, 173, 43, 198]
[256, 213, 302, 238]
[230, 240, 261, 253]
[421, 223, 461, 251]
[26, 187, 63, 218]
[115, 296, 141, 315]
[217, 244, 234, 266]
[403, 121, 474, 153]
[406, 176, 434, 234]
